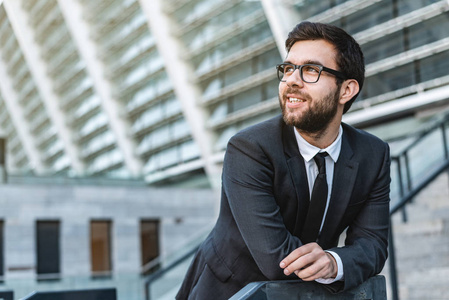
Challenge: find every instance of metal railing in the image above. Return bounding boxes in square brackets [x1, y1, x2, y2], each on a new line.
[19, 288, 116, 300]
[387, 112, 449, 300]
[230, 275, 387, 300]
[0, 291, 13, 300]
[143, 226, 212, 300]
[144, 246, 200, 300]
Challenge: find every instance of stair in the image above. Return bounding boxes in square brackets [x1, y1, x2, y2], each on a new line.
[382, 171, 449, 300]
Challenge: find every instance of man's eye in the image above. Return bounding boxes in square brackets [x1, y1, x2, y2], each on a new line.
[304, 66, 320, 73]
[284, 66, 294, 73]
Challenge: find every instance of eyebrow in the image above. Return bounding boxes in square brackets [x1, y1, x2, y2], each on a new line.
[283, 59, 326, 66]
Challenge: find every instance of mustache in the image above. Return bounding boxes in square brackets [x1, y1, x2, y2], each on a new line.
[284, 88, 312, 101]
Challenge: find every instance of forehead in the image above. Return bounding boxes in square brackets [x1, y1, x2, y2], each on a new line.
[286, 40, 338, 68]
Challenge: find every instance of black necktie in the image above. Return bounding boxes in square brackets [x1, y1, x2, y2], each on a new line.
[301, 152, 328, 244]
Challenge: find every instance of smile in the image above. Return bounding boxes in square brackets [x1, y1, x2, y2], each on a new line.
[289, 97, 305, 103]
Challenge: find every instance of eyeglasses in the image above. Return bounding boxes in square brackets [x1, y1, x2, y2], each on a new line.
[276, 63, 346, 83]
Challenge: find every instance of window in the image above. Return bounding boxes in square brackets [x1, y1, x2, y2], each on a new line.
[140, 219, 160, 274]
[0, 221, 3, 279]
[90, 220, 112, 276]
[0, 138, 5, 183]
[36, 221, 60, 278]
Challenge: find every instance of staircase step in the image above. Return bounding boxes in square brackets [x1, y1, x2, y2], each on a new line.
[393, 219, 444, 236]
[385, 171, 449, 299]
[399, 267, 449, 300]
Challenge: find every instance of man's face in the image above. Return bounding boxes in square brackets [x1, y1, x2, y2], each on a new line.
[278, 40, 342, 134]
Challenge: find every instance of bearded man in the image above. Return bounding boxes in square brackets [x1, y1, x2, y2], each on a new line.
[177, 21, 390, 300]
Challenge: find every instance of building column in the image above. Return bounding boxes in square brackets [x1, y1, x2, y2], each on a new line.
[0, 54, 46, 174]
[260, 0, 299, 58]
[57, 0, 143, 178]
[139, 0, 222, 189]
[3, 0, 85, 175]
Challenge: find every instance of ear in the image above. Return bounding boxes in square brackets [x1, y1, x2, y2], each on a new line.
[339, 79, 359, 105]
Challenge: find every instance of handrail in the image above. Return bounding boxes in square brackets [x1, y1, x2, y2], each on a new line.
[230, 275, 387, 300]
[19, 288, 116, 300]
[387, 157, 449, 300]
[387, 111, 449, 300]
[144, 245, 200, 300]
[390, 112, 449, 155]
[143, 225, 213, 300]
[390, 159, 449, 215]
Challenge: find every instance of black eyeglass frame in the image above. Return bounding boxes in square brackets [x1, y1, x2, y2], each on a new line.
[276, 63, 347, 83]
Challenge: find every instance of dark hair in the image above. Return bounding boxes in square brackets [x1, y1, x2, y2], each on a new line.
[285, 22, 364, 114]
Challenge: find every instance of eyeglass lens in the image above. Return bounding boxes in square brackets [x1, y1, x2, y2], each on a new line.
[277, 64, 322, 83]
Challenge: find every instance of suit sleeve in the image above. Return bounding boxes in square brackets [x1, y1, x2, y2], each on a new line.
[328, 142, 391, 292]
[222, 133, 302, 280]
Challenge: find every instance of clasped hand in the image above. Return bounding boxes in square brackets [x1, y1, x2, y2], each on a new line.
[279, 242, 337, 281]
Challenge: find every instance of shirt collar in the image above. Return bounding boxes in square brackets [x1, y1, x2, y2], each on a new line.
[293, 125, 343, 163]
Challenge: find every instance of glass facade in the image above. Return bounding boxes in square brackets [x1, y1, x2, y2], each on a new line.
[0, 0, 447, 187]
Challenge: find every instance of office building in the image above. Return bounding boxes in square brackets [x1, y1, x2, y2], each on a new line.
[0, 0, 448, 187]
[0, 0, 448, 298]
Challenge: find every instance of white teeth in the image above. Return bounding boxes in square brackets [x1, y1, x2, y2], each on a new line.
[289, 97, 304, 103]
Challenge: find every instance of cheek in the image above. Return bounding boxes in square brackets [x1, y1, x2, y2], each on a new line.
[278, 83, 286, 96]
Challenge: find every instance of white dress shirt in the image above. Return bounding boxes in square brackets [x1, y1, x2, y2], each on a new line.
[293, 126, 344, 283]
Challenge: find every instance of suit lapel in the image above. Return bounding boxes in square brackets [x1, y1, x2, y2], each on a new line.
[282, 123, 310, 237]
[319, 131, 359, 248]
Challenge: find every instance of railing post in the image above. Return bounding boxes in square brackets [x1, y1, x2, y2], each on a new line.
[404, 152, 412, 205]
[441, 123, 448, 159]
[395, 156, 407, 222]
[440, 123, 449, 189]
[388, 217, 400, 300]
[145, 280, 151, 300]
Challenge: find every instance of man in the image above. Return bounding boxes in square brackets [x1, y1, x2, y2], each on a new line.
[177, 21, 390, 299]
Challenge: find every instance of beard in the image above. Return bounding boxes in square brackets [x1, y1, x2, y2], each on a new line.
[280, 86, 340, 134]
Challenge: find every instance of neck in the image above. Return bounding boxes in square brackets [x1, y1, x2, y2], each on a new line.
[296, 119, 341, 149]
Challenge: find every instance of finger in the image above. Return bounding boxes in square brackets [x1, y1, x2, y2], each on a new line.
[279, 243, 316, 269]
[279, 247, 306, 269]
[292, 247, 326, 279]
[283, 253, 315, 276]
[296, 259, 327, 281]
[297, 252, 336, 280]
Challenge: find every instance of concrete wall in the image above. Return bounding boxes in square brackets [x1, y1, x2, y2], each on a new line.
[0, 183, 217, 299]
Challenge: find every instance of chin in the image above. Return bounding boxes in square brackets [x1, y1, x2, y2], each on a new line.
[282, 112, 301, 127]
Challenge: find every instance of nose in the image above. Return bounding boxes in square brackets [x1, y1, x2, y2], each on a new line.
[285, 68, 304, 88]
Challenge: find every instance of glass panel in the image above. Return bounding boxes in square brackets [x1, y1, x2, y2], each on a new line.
[209, 102, 228, 124]
[180, 140, 200, 162]
[231, 87, 262, 113]
[363, 63, 415, 99]
[202, 77, 222, 99]
[344, 1, 394, 34]
[158, 147, 178, 169]
[396, 0, 440, 16]
[151, 125, 171, 148]
[294, 0, 333, 19]
[405, 128, 446, 190]
[362, 31, 404, 64]
[408, 15, 449, 49]
[256, 49, 281, 73]
[264, 80, 279, 100]
[223, 61, 251, 87]
[419, 50, 449, 83]
[172, 119, 191, 140]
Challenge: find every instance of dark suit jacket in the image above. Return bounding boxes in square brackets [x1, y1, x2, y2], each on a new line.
[177, 115, 390, 300]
